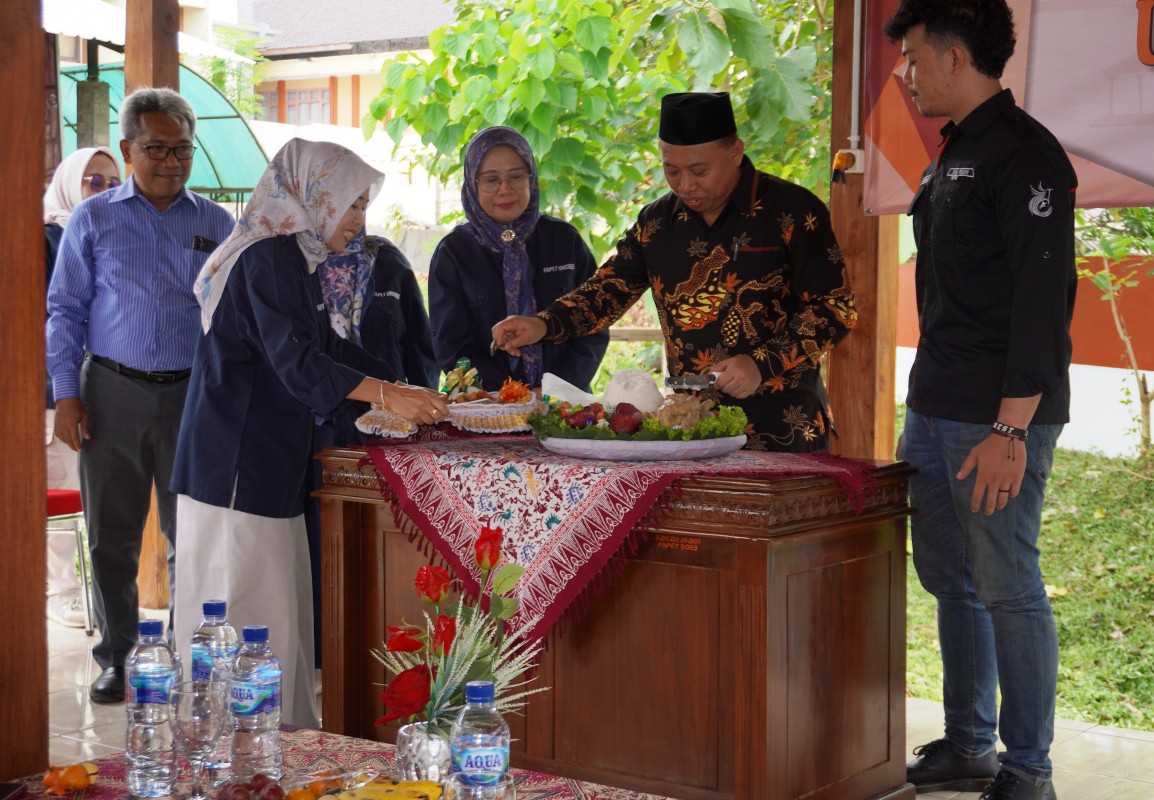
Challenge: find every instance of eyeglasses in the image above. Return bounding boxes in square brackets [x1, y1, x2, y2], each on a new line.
[83, 174, 122, 192]
[128, 139, 197, 161]
[476, 172, 530, 194]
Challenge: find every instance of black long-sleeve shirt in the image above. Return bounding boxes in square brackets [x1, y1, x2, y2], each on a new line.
[537, 157, 857, 452]
[907, 90, 1077, 425]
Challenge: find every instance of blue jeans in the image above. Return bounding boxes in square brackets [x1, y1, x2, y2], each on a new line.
[900, 409, 1061, 781]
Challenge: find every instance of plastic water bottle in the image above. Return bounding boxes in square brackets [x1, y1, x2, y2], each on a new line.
[450, 680, 510, 786]
[190, 599, 239, 781]
[125, 619, 178, 798]
[230, 625, 283, 781]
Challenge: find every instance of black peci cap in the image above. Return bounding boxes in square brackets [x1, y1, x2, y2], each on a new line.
[658, 92, 738, 145]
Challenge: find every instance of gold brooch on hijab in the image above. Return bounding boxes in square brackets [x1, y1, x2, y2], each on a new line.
[500, 229, 517, 244]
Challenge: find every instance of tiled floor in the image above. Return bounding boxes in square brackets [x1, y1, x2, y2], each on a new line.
[47, 617, 1154, 797]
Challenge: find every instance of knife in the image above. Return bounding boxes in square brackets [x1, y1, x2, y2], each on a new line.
[665, 373, 718, 391]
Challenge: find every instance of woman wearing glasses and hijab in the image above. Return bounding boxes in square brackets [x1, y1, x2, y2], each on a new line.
[170, 138, 447, 729]
[428, 126, 608, 392]
[42, 146, 122, 629]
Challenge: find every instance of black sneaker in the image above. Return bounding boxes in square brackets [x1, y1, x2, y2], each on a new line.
[980, 769, 1057, 800]
[906, 738, 998, 792]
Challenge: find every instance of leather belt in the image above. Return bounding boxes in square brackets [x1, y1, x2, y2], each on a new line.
[88, 354, 192, 384]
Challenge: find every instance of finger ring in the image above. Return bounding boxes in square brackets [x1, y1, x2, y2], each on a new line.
[997, 488, 1011, 493]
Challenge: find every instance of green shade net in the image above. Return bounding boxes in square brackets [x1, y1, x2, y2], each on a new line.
[58, 62, 268, 203]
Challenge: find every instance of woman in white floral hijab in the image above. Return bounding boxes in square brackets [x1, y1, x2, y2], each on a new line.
[172, 139, 447, 729]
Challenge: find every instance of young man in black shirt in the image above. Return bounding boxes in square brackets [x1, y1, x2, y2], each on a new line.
[884, 1, 1076, 798]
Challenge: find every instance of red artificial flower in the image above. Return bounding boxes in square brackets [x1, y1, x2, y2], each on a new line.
[414, 565, 452, 604]
[475, 525, 503, 571]
[374, 664, 431, 725]
[432, 614, 456, 657]
[385, 625, 423, 652]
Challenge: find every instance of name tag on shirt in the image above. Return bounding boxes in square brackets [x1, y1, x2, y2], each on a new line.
[374, 290, 402, 300]
[946, 168, 975, 180]
[541, 263, 575, 273]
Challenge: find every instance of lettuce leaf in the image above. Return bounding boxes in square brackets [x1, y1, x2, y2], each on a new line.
[530, 403, 748, 442]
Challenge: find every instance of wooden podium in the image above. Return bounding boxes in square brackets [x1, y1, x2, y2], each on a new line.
[316, 448, 916, 800]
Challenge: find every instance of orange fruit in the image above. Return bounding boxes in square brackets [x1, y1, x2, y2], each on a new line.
[61, 763, 92, 790]
[287, 787, 317, 800]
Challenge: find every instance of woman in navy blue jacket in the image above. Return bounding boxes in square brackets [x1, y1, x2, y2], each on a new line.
[319, 233, 438, 446]
[429, 126, 608, 392]
[170, 139, 447, 729]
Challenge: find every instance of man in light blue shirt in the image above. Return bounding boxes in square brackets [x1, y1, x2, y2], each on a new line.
[47, 87, 235, 703]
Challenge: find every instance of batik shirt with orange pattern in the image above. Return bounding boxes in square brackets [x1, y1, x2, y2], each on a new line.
[537, 156, 857, 452]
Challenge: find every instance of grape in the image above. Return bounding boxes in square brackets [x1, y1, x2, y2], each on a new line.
[261, 785, 286, 800]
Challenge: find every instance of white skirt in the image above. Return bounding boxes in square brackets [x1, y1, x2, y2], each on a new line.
[174, 494, 320, 730]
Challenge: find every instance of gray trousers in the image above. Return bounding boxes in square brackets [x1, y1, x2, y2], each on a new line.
[78, 357, 188, 668]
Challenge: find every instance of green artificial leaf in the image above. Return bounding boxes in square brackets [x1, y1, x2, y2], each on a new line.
[488, 595, 518, 621]
[720, 7, 775, 69]
[493, 563, 526, 595]
[677, 12, 731, 78]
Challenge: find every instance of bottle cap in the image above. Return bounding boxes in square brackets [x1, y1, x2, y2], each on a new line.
[138, 619, 164, 637]
[242, 624, 269, 643]
[203, 599, 227, 617]
[464, 680, 495, 704]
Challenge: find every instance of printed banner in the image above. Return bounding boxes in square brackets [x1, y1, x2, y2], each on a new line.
[863, 0, 1154, 215]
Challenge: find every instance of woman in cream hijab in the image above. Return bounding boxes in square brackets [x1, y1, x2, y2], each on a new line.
[43, 147, 120, 629]
[170, 139, 447, 728]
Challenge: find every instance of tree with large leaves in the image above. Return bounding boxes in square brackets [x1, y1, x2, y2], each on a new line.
[366, 0, 832, 259]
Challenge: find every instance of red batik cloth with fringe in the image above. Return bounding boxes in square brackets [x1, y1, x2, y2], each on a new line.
[363, 435, 873, 642]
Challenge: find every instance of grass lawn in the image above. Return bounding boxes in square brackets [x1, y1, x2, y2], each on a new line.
[902, 412, 1154, 732]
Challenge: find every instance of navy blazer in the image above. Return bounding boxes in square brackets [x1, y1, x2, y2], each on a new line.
[428, 215, 608, 392]
[172, 236, 391, 518]
[328, 236, 438, 445]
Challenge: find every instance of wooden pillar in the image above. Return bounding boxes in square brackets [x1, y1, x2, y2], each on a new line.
[126, 0, 180, 610]
[826, 0, 900, 461]
[0, 0, 48, 779]
[351, 73, 361, 127]
[125, 0, 180, 94]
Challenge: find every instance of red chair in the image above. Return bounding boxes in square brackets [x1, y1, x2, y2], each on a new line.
[46, 489, 94, 636]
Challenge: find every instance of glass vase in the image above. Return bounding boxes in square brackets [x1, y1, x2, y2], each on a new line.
[395, 721, 452, 783]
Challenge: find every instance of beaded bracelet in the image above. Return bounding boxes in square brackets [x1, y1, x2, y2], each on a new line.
[378, 380, 388, 410]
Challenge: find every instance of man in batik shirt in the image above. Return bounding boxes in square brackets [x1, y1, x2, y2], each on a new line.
[492, 91, 856, 451]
